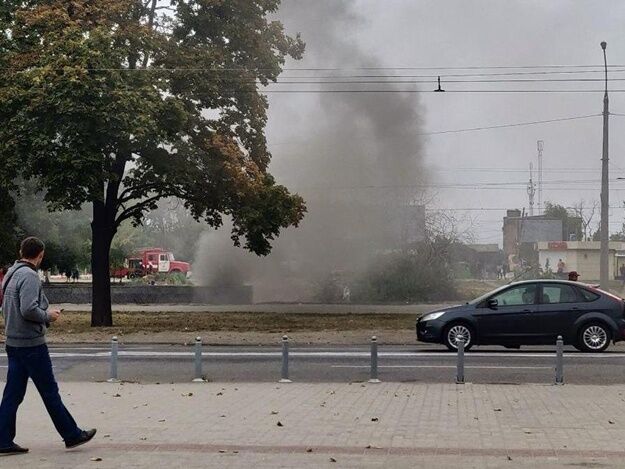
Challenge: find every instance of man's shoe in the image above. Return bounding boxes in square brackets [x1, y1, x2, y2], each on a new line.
[0, 444, 29, 455]
[65, 429, 97, 449]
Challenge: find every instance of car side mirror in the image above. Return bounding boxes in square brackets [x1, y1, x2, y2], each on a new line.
[487, 298, 498, 309]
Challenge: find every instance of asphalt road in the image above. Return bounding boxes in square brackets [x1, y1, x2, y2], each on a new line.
[4, 343, 625, 385]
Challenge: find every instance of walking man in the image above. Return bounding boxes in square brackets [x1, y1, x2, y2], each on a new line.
[0, 237, 96, 456]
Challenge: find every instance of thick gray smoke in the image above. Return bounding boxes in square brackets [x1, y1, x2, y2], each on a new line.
[193, 0, 427, 301]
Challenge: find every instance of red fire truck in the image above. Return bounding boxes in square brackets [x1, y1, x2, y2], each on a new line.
[111, 248, 191, 279]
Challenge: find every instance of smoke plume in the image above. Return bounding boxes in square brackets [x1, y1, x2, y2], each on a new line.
[193, 0, 427, 301]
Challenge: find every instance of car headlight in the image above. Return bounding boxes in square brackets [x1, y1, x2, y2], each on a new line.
[422, 312, 446, 321]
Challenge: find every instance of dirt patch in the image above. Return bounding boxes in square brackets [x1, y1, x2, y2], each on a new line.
[0, 311, 419, 345]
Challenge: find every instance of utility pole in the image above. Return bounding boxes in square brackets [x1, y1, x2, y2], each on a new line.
[537, 140, 543, 214]
[527, 163, 536, 216]
[600, 41, 610, 288]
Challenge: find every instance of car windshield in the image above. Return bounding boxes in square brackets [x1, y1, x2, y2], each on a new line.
[468, 284, 514, 305]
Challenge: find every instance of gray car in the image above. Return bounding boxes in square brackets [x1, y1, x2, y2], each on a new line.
[417, 280, 625, 352]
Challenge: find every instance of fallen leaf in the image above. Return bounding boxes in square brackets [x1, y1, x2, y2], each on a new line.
[277, 421, 284, 427]
[371, 417, 379, 422]
[330, 457, 337, 463]
[271, 411, 279, 415]
[493, 408, 502, 412]
[306, 448, 313, 453]
[90, 457, 102, 462]
[112, 394, 121, 398]
[609, 420, 615, 424]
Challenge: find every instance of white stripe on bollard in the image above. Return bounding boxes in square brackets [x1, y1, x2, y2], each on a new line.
[368, 336, 381, 383]
[279, 335, 292, 383]
[107, 336, 119, 383]
[192, 337, 206, 383]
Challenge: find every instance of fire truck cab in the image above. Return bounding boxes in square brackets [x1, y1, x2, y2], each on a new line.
[140, 248, 191, 275]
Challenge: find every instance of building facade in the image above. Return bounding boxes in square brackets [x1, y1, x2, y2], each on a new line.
[537, 241, 625, 281]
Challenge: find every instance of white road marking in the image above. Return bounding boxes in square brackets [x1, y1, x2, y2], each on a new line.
[0, 350, 620, 359]
[331, 365, 552, 370]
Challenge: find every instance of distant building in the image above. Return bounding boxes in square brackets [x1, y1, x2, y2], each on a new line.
[451, 243, 503, 279]
[537, 241, 625, 281]
[503, 209, 563, 270]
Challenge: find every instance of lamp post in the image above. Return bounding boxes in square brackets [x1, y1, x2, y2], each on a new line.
[600, 41, 610, 289]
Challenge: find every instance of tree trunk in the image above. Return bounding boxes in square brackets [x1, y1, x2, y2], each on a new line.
[91, 202, 115, 327]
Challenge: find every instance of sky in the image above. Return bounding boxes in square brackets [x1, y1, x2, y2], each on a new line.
[265, 0, 625, 246]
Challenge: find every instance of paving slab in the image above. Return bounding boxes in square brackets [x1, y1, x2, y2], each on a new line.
[2, 381, 623, 468]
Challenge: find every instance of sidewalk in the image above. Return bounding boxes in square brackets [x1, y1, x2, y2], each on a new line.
[5, 381, 625, 468]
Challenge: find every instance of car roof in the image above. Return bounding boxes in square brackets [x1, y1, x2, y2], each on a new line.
[506, 279, 595, 288]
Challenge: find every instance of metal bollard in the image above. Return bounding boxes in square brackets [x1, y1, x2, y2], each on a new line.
[107, 336, 119, 383]
[192, 337, 205, 382]
[369, 336, 381, 383]
[279, 335, 292, 383]
[555, 335, 564, 385]
[456, 337, 465, 384]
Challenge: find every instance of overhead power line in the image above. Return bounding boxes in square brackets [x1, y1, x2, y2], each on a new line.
[259, 89, 625, 94]
[416, 114, 600, 136]
[269, 114, 600, 146]
[7, 66, 625, 79]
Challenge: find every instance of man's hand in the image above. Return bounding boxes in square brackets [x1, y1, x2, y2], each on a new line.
[48, 309, 61, 323]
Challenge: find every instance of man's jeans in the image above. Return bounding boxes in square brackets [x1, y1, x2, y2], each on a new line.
[0, 344, 81, 447]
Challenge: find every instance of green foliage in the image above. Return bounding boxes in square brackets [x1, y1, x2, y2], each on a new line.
[13, 181, 91, 269]
[0, 188, 19, 266]
[0, 0, 306, 253]
[0, 1, 306, 324]
[543, 202, 583, 241]
[40, 241, 77, 275]
[352, 251, 457, 303]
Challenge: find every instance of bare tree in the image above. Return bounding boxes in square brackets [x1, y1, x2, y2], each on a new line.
[571, 201, 598, 241]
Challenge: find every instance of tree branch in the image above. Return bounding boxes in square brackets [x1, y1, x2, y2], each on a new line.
[142, 0, 158, 68]
[115, 194, 167, 227]
[117, 182, 163, 207]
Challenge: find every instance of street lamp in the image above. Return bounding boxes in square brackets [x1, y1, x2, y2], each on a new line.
[600, 41, 610, 288]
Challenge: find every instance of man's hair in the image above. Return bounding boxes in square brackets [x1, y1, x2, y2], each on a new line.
[20, 237, 45, 259]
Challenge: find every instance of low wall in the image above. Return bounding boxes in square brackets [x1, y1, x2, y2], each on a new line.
[44, 284, 253, 305]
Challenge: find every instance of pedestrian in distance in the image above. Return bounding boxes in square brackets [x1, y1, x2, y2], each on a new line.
[620, 264, 625, 286]
[0, 237, 96, 456]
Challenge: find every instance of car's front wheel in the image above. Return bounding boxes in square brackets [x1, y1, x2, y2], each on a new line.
[444, 323, 475, 352]
[576, 322, 611, 352]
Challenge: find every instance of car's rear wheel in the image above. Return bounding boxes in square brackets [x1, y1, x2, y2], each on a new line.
[444, 323, 474, 351]
[576, 322, 611, 352]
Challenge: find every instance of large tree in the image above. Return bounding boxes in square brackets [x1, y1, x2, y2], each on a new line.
[0, 1, 306, 326]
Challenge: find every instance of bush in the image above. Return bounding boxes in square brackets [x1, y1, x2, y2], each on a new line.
[352, 251, 457, 303]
